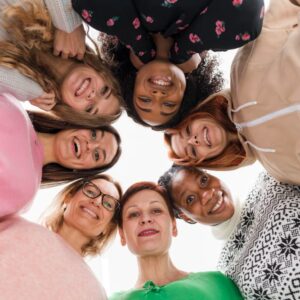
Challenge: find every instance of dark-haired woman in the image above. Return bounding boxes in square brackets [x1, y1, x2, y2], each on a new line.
[165, 0, 300, 185]
[0, 94, 121, 218]
[65, 0, 264, 129]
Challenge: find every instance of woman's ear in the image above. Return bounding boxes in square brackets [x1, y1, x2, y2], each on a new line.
[172, 219, 178, 237]
[118, 227, 127, 246]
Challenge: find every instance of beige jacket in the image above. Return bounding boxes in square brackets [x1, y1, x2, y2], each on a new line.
[199, 0, 300, 184]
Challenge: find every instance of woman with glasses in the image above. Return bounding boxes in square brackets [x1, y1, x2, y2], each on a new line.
[44, 174, 122, 256]
[110, 181, 242, 300]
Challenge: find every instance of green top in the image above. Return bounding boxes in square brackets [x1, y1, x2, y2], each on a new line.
[109, 271, 243, 300]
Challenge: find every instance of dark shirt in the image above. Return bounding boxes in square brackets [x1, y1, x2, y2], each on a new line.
[72, 0, 264, 64]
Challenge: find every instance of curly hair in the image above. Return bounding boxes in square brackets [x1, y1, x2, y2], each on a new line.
[43, 174, 123, 257]
[0, 0, 123, 126]
[28, 110, 122, 187]
[108, 40, 224, 130]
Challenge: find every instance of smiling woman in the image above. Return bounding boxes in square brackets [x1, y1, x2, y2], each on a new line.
[0, 0, 123, 126]
[44, 174, 122, 256]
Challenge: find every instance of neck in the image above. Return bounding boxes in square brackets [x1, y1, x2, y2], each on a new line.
[36, 132, 56, 166]
[57, 222, 90, 256]
[135, 252, 188, 288]
[37, 51, 77, 81]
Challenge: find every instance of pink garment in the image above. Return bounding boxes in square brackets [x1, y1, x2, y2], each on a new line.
[0, 216, 107, 300]
[0, 94, 43, 217]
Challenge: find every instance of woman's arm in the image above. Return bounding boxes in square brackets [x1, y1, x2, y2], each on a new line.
[71, 0, 156, 64]
[0, 67, 56, 110]
[170, 0, 265, 64]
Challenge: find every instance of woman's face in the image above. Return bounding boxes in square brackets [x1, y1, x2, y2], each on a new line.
[169, 116, 228, 163]
[171, 169, 234, 225]
[61, 65, 120, 117]
[53, 128, 118, 169]
[133, 60, 186, 126]
[120, 189, 177, 257]
[63, 178, 120, 238]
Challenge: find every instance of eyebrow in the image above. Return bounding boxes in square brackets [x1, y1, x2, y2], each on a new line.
[160, 111, 175, 116]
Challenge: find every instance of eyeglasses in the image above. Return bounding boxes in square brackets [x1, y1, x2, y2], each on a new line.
[82, 181, 120, 212]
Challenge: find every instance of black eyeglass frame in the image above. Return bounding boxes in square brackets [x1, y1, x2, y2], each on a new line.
[82, 181, 120, 212]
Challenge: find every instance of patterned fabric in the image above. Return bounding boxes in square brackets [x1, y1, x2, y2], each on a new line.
[218, 172, 300, 299]
[72, 0, 264, 64]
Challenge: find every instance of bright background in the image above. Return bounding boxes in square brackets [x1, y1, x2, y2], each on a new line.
[22, 1, 270, 294]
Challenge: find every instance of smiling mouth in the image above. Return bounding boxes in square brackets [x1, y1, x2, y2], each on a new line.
[209, 191, 225, 214]
[80, 206, 99, 219]
[138, 229, 159, 237]
[203, 127, 212, 147]
[75, 78, 91, 97]
[73, 137, 81, 158]
[149, 76, 172, 87]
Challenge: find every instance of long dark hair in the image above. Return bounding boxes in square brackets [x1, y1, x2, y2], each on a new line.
[28, 111, 121, 187]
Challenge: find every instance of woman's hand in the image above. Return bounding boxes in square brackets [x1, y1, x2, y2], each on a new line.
[129, 51, 145, 69]
[53, 25, 86, 60]
[177, 53, 201, 74]
[29, 91, 56, 111]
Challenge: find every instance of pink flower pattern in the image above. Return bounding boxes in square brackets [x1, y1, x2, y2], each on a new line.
[106, 16, 119, 27]
[76, 0, 263, 63]
[132, 17, 140, 29]
[81, 9, 92, 23]
[215, 20, 225, 37]
[232, 0, 243, 7]
[189, 33, 201, 43]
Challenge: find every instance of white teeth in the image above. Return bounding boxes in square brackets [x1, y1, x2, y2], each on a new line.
[75, 78, 90, 96]
[82, 207, 98, 219]
[211, 197, 223, 213]
[203, 127, 211, 147]
[152, 79, 171, 86]
[73, 138, 81, 158]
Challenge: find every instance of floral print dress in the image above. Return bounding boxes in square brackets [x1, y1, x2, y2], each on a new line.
[72, 0, 264, 64]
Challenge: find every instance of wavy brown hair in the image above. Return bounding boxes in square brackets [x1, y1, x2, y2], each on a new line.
[43, 174, 123, 256]
[0, 0, 123, 126]
[28, 111, 122, 187]
[164, 96, 246, 169]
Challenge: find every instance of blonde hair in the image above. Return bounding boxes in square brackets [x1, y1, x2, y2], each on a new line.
[0, 0, 123, 126]
[43, 174, 123, 257]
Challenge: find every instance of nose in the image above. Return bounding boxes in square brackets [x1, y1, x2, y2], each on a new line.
[151, 89, 167, 96]
[87, 139, 100, 151]
[90, 197, 101, 207]
[139, 214, 153, 225]
[188, 135, 200, 146]
[87, 89, 96, 100]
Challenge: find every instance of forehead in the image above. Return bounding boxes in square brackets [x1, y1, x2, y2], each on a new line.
[91, 178, 119, 199]
[125, 189, 166, 209]
[172, 169, 200, 190]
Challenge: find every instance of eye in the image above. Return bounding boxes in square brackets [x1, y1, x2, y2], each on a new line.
[91, 129, 97, 140]
[102, 199, 113, 210]
[163, 102, 176, 108]
[185, 195, 195, 206]
[94, 149, 100, 162]
[199, 174, 209, 188]
[185, 124, 191, 137]
[100, 85, 111, 97]
[86, 105, 94, 114]
[152, 208, 162, 214]
[128, 211, 140, 219]
[138, 97, 151, 103]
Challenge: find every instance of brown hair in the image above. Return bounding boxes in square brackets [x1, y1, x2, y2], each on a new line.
[43, 174, 123, 256]
[118, 182, 175, 227]
[0, 0, 123, 126]
[164, 96, 246, 168]
[28, 111, 122, 187]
